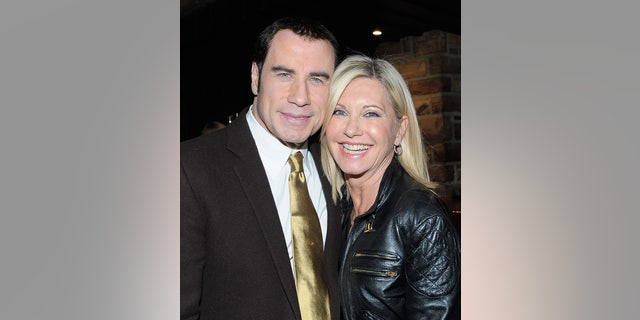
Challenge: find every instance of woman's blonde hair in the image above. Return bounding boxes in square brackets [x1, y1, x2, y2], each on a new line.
[320, 54, 435, 203]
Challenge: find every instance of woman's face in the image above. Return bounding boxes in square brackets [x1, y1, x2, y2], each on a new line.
[325, 77, 406, 182]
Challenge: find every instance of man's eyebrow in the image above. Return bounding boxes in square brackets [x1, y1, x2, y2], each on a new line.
[309, 71, 330, 80]
[270, 65, 294, 74]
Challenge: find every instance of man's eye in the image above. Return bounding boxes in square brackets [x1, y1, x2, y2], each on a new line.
[310, 77, 326, 84]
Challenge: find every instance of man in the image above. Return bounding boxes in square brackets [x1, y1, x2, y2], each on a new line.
[181, 17, 341, 320]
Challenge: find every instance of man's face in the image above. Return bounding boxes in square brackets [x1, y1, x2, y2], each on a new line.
[251, 29, 335, 148]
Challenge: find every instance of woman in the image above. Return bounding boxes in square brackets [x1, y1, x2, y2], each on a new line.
[320, 55, 461, 320]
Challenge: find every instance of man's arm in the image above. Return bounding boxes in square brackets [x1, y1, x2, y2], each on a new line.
[180, 163, 206, 320]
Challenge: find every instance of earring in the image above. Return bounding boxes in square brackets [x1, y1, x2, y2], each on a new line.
[393, 144, 403, 155]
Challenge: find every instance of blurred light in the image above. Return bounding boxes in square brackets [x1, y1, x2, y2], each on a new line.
[372, 28, 382, 36]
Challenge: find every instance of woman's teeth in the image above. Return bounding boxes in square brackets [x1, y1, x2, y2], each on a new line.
[342, 144, 369, 154]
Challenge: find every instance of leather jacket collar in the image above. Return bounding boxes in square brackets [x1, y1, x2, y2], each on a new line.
[339, 157, 403, 225]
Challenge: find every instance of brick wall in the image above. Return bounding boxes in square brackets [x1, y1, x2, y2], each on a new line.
[376, 31, 461, 228]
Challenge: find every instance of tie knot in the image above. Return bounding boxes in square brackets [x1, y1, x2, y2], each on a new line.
[288, 151, 304, 173]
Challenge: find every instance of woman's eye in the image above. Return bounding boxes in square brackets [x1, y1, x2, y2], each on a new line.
[364, 111, 380, 117]
[333, 109, 347, 116]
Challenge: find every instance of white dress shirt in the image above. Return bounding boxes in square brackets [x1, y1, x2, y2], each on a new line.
[246, 106, 328, 272]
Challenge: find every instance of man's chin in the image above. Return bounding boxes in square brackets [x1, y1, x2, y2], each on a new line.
[279, 135, 310, 149]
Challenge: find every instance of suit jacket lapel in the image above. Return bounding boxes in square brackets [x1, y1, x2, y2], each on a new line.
[225, 108, 301, 318]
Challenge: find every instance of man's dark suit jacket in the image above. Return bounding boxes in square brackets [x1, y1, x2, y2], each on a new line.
[181, 107, 341, 320]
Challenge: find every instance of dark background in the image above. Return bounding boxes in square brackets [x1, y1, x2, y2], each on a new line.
[181, 0, 461, 141]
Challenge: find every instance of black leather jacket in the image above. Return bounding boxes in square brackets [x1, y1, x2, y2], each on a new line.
[339, 158, 461, 320]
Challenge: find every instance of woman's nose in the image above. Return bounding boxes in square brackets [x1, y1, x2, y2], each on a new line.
[343, 116, 362, 137]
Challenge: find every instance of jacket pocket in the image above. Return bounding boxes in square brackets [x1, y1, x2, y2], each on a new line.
[351, 267, 398, 277]
[350, 251, 400, 278]
[354, 252, 399, 260]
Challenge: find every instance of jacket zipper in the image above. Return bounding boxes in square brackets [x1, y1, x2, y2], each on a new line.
[354, 252, 399, 260]
[351, 268, 398, 277]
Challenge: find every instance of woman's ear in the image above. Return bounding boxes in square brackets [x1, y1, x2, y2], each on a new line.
[395, 115, 408, 145]
[250, 62, 259, 95]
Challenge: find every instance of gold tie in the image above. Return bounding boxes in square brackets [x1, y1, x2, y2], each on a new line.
[288, 151, 330, 320]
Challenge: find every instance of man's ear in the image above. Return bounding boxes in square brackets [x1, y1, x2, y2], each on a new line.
[251, 62, 259, 95]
